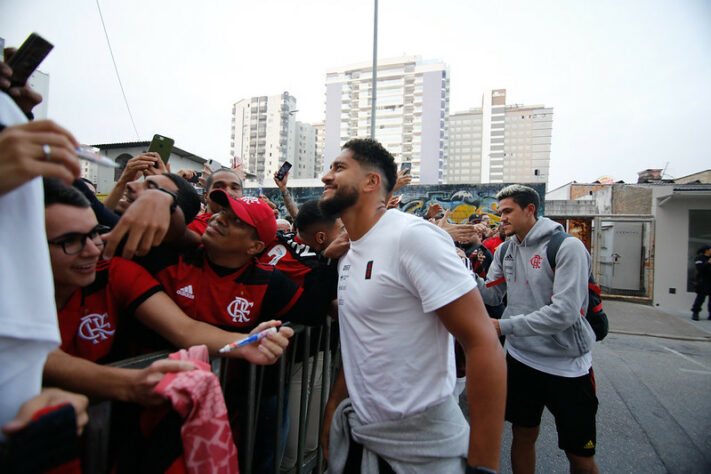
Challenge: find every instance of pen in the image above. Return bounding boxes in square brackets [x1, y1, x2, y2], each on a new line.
[76, 146, 119, 168]
[218, 322, 291, 354]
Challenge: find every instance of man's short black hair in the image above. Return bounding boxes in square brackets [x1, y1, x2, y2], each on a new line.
[44, 178, 90, 208]
[496, 184, 541, 217]
[162, 173, 201, 224]
[294, 199, 338, 233]
[205, 168, 242, 193]
[342, 138, 397, 194]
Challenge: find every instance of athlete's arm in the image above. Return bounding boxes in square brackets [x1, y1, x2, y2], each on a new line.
[473, 244, 507, 306]
[436, 288, 506, 471]
[320, 366, 348, 461]
[135, 291, 294, 365]
[498, 238, 590, 337]
[43, 349, 194, 406]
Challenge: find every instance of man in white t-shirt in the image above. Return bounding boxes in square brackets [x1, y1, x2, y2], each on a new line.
[319, 138, 505, 474]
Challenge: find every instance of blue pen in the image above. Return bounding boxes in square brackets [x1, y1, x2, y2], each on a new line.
[218, 322, 291, 354]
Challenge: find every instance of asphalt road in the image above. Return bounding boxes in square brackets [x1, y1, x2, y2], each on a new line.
[485, 334, 711, 473]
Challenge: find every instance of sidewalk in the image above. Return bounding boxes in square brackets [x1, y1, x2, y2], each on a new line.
[604, 299, 711, 341]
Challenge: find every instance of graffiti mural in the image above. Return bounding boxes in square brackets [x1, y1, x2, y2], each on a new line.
[247, 183, 546, 223]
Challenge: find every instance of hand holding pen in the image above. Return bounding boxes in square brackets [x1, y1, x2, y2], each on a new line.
[218, 321, 294, 366]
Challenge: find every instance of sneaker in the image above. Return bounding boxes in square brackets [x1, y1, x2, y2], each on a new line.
[692, 313, 700, 321]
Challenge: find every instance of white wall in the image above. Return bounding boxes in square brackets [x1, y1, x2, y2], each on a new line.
[652, 187, 711, 311]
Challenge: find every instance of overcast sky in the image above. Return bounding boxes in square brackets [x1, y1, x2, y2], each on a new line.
[2, 0, 710, 189]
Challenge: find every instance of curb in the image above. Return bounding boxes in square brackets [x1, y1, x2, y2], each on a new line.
[608, 329, 711, 342]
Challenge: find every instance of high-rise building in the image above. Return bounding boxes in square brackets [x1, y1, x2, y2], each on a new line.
[323, 55, 449, 184]
[313, 121, 325, 178]
[446, 89, 552, 185]
[230, 92, 297, 184]
[293, 121, 317, 179]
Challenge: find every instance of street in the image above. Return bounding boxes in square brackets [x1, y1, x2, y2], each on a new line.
[493, 333, 711, 473]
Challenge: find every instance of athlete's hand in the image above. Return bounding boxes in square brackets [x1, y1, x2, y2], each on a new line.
[2, 388, 89, 437]
[234, 320, 294, 365]
[128, 359, 195, 406]
[102, 189, 173, 259]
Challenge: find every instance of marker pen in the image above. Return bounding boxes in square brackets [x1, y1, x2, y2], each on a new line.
[76, 146, 119, 168]
[218, 322, 291, 354]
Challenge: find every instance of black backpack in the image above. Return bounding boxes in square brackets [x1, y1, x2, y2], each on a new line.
[497, 232, 609, 341]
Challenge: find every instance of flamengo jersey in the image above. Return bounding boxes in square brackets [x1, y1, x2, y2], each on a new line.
[58, 258, 162, 362]
[141, 246, 303, 332]
[187, 212, 212, 235]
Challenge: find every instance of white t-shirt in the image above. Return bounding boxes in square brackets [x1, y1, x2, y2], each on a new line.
[337, 210, 476, 424]
[0, 93, 61, 438]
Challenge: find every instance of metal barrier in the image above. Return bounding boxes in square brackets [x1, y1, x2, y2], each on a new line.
[81, 321, 339, 474]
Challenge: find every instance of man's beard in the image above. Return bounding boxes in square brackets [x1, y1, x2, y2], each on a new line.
[319, 185, 359, 217]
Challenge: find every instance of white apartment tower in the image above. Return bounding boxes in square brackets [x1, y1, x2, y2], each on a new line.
[323, 56, 449, 184]
[313, 122, 325, 178]
[230, 92, 297, 184]
[293, 121, 317, 179]
[446, 89, 552, 185]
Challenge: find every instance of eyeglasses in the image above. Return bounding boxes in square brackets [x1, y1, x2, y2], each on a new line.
[48, 225, 110, 255]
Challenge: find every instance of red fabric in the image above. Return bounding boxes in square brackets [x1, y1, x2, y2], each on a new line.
[153, 248, 302, 332]
[260, 233, 315, 285]
[154, 345, 240, 474]
[482, 234, 503, 254]
[187, 212, 212, 235]
[58, 258, 161, 361]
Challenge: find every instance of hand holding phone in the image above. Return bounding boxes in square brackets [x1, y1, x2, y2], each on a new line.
[275, 161, 292, 181]
[148, 134, 174, 168]
[6, 33, 53, 88]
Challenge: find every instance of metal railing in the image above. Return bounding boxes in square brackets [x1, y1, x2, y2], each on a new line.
[81, 320, 339, 474]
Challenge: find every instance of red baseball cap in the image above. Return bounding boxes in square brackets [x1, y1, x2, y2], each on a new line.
[209, 189, 277, 244]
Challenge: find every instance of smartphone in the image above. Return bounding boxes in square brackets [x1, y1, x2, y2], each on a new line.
[276, 161, 292, 180]
[148, 134, 174, 167]
[187, 171, 202, 184]
[7, 33, 54, 87]
[206, 159, 218, 169]
[400, 162, 412, 174]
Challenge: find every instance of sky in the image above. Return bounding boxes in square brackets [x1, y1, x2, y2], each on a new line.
[1, 0, 710, 189]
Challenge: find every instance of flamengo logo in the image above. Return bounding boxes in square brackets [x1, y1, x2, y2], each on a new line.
[530, 255, 543, 269]
[78, 313, 115, 344]
[228, 297, 254, 323]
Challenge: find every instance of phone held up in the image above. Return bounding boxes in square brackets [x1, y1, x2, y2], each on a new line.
[148, 134, 174, 168]
[400, 162, 412, 174]
[276, 161, 292, 181]
[6, 33, 54, 88]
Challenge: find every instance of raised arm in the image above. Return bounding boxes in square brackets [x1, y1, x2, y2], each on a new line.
[273, 169, 299, 220]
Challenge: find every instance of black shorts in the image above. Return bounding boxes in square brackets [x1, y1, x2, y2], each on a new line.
[505, 353, 598, 457]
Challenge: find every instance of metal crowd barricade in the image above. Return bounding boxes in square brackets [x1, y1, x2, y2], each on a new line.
[80, 319, 340, 474]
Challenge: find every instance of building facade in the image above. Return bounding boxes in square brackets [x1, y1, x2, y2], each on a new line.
[447, 89, 552, 185]
[293, 121, 317, 179]
[323, 55, 449, 184]
[230, 92, 297, 185]
[313, 121, 325, 179]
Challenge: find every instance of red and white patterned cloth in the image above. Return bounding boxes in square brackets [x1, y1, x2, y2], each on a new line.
[154, 345, 239, 474]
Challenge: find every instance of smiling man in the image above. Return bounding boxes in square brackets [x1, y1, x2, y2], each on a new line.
[474, 184, 599, 474]
[319, 138, 505, 474]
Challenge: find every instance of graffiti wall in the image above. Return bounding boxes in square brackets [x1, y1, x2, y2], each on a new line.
[248, 183, 546, 223]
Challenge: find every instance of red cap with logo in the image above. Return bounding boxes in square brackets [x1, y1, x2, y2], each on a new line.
[209, 189, 277, 244]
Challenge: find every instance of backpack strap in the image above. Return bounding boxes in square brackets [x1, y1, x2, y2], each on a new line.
[496, 240, 512, 268]
[546, 231, 571, 270]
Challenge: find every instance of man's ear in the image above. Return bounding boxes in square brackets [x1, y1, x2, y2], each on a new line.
[247, 240, 266, 256]
[315, 231, 327, 246]
[362, 172, 381, 193]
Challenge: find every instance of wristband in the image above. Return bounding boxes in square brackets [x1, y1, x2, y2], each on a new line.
[156, 187, 178, 214]
[466, 466, 497, 474]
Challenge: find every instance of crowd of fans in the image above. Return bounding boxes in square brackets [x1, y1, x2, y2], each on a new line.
[1, 38, 600, 474]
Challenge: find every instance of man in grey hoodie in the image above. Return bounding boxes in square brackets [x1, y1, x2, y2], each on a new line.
[475, 185, 599, 474]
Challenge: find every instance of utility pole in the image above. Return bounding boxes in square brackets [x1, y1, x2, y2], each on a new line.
[370, 0, 378, 139]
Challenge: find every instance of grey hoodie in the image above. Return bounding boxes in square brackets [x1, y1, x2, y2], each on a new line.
[476, 217, 595, 358]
